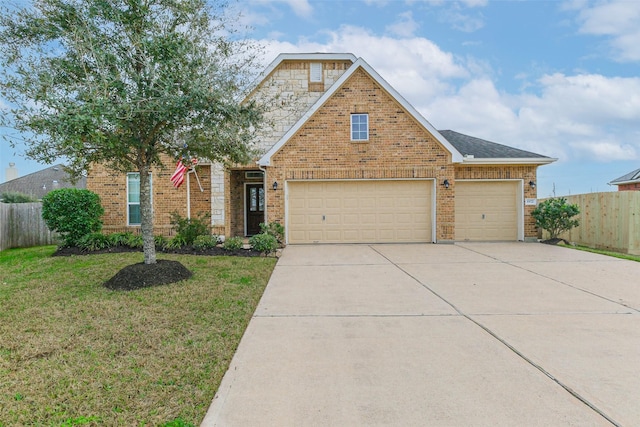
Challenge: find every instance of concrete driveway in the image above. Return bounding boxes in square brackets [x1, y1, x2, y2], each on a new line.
[202, 243, 640, 426]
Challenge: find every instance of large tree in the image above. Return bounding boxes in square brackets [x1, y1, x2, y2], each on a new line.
[0, 0, 264, 264]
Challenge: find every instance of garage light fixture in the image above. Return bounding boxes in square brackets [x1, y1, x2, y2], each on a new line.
[443, 179, 450, 189]
[529, 181, 536, 189]
[272, 181, 278, 191]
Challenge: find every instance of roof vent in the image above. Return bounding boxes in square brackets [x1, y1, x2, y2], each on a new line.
[464, 154, 474, 159]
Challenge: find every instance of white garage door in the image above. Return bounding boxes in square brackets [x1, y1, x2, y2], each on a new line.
[455, 181, 520, 241]
[288, 180, 432, 244]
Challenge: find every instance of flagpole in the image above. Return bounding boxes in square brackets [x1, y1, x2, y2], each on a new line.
[191, 165, 204, 192]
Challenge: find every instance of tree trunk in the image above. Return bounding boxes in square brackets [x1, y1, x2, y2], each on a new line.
[139, 165, 157, 264]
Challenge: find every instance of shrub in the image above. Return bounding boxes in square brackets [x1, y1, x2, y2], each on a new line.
[223, 236, 244, 251]
[77, 233, 112, 251]
[107, 232, 142, 248]
[154, 235, 169, 250]
[165, 235, 187, 250]
[42, 189, 104, 247]
[531, 197, 580, 240]
[1, 191, 37, 203]
[259, 222, 284, 244]
[249, 233, 278, 255]
[193, 235, 218, 250]
[169, 211, 211, 245]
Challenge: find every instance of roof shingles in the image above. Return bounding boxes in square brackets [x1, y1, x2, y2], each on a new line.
[439, 130, 549, 159]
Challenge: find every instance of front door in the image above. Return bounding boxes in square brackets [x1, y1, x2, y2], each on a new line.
[246, 184, 265, 236]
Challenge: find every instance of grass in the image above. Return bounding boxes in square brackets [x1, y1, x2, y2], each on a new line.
[560, 242, 640, 262]
[0, 246, 277, 426]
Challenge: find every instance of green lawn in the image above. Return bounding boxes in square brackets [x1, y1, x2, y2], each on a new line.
[0, 246, 277, 426]
[561, 243, 640, 262]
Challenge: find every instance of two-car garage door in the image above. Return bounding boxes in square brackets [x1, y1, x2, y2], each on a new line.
[288, 180, 433, 244]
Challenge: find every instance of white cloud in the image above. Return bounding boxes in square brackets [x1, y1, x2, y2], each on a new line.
[280, 0, 313, 19]
[575, 0, 640, 62]
[443, 9, 484, 32]
[249, 0, 313, 20]
[385, 11, 419, 37]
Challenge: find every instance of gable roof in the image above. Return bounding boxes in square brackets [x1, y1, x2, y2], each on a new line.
[257, 56, 464, 166]
[440, 130, 556, 165]
[0, 164, 86, 200]
[609, 167, 640, 185]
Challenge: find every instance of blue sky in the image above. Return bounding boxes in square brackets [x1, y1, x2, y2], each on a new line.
[2, 0, 640, 198]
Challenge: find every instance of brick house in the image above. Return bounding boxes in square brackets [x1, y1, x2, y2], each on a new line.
[87, 53, 556, 243]
[609, 168, 640, 191]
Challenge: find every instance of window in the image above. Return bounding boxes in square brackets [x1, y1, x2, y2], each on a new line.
[310, 62, 322, 83]
[351, 113, 369, 141]
[127, 173, 152, 225]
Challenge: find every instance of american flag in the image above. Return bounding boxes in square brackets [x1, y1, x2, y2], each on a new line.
[170, 158, 197, 188]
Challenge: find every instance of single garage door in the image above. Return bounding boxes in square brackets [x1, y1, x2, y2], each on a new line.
[288, 180, 432, 244]
[455, 181, 520, 241]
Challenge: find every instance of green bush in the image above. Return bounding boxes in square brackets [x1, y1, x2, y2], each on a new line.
[165, 235, 187, 250]
[259, 222, 284, 244]
[154, 235, 169, 250]
[1, 191, 37, 203]
[169, 211, 211, 245]
[532, 197, 580, 240]
[222, 236, 243, 251]
[77, 233, 112, 251]
[249, 233, 278, 255]
[107, 232, 142, 248]
[193, 235, 219, 250]
[42, 189, 104, 247]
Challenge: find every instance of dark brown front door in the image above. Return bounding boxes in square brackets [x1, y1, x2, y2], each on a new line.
[246, 184, 265, 236]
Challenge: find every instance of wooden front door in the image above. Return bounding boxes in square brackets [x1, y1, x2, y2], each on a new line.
[246, 184, 265, 236]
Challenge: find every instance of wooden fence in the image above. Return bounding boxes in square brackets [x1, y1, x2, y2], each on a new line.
[0, 202, 58, 251]
[551, 192, 640, 255]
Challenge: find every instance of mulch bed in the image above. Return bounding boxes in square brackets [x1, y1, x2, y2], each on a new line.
[53, 245, 265, 291]
[52, 245, 263, 257]
[103, 259, 193, 291]
[540, 238, 571, 245]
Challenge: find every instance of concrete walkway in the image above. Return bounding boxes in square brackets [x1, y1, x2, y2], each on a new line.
[201, 243, 640, 426]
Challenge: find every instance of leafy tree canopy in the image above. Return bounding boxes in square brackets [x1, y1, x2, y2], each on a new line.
[0, 0, 264, 175]
[0, 0, 266, 263]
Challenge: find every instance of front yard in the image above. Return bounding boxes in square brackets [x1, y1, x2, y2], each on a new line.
[0, 246, 277, 426]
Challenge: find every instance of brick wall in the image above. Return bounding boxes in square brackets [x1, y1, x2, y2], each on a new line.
[86, 155, 212, 237]
[267, 67, 456, 240]
[617, 182, 640, 191]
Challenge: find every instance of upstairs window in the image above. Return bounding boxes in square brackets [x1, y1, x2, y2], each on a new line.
[310, 62, 322, 82]
[351, 113, 369, 141]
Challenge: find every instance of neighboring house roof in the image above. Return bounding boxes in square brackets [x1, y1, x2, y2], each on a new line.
[609, 168, 640, 186]
[439, 130, 556, 165]
[0, 164, 86, 200]
[258, 56, 464, 166]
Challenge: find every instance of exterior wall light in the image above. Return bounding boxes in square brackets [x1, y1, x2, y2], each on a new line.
[529, 181, 536, 189]
[272, 181, 278, 191]
[443, 179, 450, 189]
